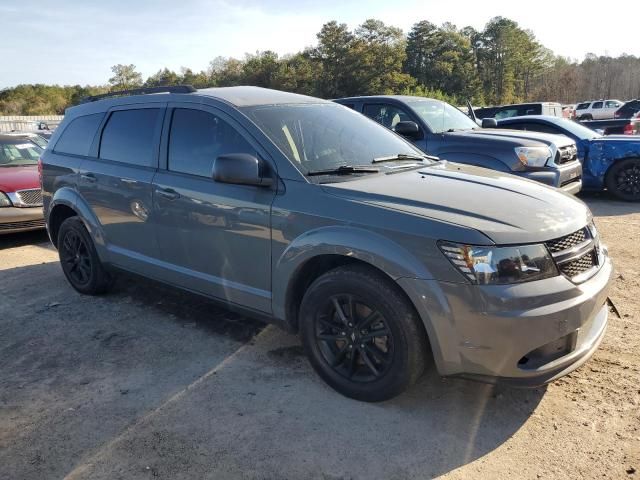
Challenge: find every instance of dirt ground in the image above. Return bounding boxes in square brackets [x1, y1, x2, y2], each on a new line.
[0, 192, 638, 480]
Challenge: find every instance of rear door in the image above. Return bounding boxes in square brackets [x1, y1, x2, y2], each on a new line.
[591, 101, 604, 119]
[78, 104, 164, 268]
[151, 103, 276, 312]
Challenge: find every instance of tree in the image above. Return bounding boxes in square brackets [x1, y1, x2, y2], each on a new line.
[108, 64, 142, 91]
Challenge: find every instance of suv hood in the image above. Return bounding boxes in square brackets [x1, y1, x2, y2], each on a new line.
[323, 161, 590, 245]
[456, 128, 574, 148]
[0, 165, 39, 192]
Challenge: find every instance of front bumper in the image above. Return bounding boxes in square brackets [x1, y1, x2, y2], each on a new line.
[398, 254, 613, 386]
[0, 206, 45, 235]
[516, 161, 583, 195]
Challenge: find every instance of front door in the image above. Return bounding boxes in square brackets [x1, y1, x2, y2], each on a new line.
[152, 105, 275, 312]
[78, 105, 164, 268]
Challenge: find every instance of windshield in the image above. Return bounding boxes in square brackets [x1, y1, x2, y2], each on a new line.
[244, 103, 428, 176]
[0, 138, 43, 167]
[407, 99, 478, 133]
[553, 118, 602, 140]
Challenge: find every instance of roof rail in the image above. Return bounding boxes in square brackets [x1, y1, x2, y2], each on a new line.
[80, 85, 197, 103]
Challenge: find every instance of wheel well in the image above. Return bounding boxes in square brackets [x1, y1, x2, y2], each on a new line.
[284, 255, 420, 333]
[48, 204, 77, 247]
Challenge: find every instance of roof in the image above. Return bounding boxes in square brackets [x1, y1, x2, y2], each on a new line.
[196, 86, 326, 107]
[335, 95, 444, 103]
[497, 115, 563, 122]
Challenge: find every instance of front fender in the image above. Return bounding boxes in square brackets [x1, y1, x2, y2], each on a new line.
[271, 225, 434, 321]
[49, 187, 108, 260]
[584, 140, 640, 189]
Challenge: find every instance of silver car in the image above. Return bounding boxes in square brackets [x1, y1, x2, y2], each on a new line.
[41, 86, 613, 402]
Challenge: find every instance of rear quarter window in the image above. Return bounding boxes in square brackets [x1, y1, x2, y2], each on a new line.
[99, 109, 161, 167]
[53, 113, 105, 156]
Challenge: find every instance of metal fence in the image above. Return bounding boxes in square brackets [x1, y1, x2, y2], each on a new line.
[0, 115, 64, 133]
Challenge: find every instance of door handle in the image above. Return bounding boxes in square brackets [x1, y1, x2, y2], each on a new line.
[156, 188, 180, 200]
[80, 173, 97, 183]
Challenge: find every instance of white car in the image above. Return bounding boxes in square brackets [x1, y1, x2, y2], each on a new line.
[575, 99, 624, 120]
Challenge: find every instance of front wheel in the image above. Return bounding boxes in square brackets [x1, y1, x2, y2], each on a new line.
[605, 158, 640, 201]
[299, 265, 428, 402]
[57, 217, 113, 294]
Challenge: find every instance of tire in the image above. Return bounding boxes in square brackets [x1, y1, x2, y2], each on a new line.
[299, 265, 428, 402]
[57, 217, 113, 294]
[580, 114, 593, 121]
[605, 158, 640, 201]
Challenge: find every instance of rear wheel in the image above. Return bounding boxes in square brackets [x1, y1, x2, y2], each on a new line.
[299, 265, 428, 402]
[57, 217, 113, 294]
[605, 158, 640, 201]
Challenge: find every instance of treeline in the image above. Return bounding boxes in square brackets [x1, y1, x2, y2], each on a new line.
[2, 16, 639, 115]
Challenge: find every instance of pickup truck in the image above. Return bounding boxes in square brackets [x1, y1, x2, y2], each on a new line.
[580, 118, 640, 136]
[494, 115, 640, 201]
[474, 102, 563, 119]
[334, 96, 583, 194]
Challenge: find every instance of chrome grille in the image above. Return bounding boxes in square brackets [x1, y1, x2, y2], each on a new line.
[546, 228, 587, 253]
[16, 189, 43, 206]
[558, 250, 597, 278]
[546, 225, 600, 283]
[556, 145, 578, 164]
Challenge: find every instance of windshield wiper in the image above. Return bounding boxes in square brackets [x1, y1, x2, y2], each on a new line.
[306, 165, 380, 176]
[372, 153, 427, 163]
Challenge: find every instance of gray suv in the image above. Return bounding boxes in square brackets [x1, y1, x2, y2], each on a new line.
[41, 86, 613, 402]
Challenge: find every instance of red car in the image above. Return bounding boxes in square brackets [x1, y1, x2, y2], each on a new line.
[0, 134, 45, 234]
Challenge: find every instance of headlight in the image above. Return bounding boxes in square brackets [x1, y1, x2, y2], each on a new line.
[0, 192, 12, 208]
[514, 146, 552, 167]
[439, 241, 558, 285]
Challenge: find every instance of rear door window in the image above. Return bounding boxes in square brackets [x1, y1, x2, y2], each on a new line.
[54, 113, 104, 156]
[592, 102, 603, 109]
[167, 108, 256, 178]
[99, 109, 161, 167]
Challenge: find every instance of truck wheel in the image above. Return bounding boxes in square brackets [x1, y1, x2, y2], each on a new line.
[57, 217, 113, 294]
[299, 265, 428, 402]
[580, 114, 593, 121]
[605, 158, 640, 201]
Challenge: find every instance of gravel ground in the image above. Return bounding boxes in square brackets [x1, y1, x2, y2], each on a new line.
[0, 192, 638, 479]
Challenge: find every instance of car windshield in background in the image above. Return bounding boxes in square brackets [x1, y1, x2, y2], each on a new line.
[0, 138, 42, 167]
[552, 118, 603, 140]
[245, 103, 429, 177]
[407, 99, 479, 133]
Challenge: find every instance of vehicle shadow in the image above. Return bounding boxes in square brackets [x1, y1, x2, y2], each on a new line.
[578, 191, 640, 216]
[256, 328, 546, 478]
[0, 229, 49, 250]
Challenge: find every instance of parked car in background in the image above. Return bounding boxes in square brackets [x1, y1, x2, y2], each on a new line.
[0, 134, 45, 234]
[3, 131, 49, 149]
[579, 117, 640, 136]
[474, 102, 563, 119]
[335, 96, 582, 194]
[614, 100, 640, 119]
[42, 85, 612, 402]
[562, 104, 576, 119]
[494, 115, 640, 201]
[575, 100, 624, 120]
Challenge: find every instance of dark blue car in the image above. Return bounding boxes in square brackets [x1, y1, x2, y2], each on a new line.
[495, 115, 640, 201]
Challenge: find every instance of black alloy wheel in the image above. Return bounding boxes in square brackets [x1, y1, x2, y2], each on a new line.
[60, 229, 92, 287]
[606, 158, 640, 201]
[57, 216, 113, 294]
[314, 294, 394, 382]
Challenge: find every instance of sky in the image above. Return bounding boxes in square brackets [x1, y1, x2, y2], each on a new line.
[1, 0, 637, 89]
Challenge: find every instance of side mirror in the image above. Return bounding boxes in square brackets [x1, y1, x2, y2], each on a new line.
[394, 121, 421, 139]
[481, 118, 498, 129]
[213, 153, 273, 187]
